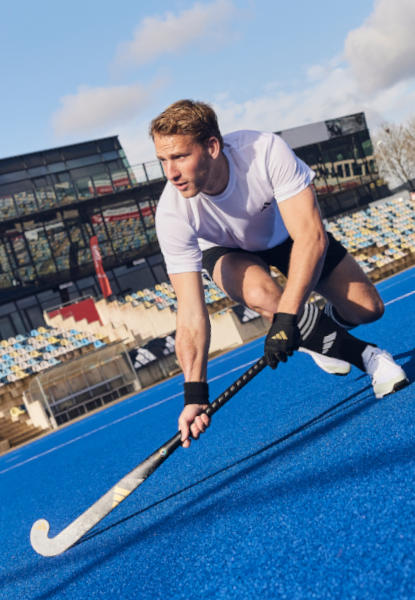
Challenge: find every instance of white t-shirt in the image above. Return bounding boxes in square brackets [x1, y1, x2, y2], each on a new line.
[155, 130, 315, 274]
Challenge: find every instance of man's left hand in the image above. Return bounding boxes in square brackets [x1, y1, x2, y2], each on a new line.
[264, 312, 300, 368]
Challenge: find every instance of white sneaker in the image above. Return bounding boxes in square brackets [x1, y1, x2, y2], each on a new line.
[299, 347, 351, 375]
[362, 345, 409, 399]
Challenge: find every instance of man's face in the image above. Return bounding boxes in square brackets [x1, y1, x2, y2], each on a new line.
[154, 133, 214, 198]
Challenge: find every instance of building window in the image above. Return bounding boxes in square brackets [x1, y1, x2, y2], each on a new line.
[53, 172, 77, 205]
[0, 190, 18, 219]
[66, 155, 102, 169]
[15, 187, 39, 216]
[33, 176, 57, 211]
[353, 163, 362, 176]
[91, 200, 147, 259]
[25, 225, 56, 279]
[107, 160, 131, 191]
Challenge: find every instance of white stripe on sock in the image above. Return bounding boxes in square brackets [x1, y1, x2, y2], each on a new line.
[299, 303, 319, 341]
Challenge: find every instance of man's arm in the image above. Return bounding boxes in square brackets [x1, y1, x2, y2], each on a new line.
[169, 271, 211, 447]
[263, 185, 328, 366]
[277, 185, 328, 316]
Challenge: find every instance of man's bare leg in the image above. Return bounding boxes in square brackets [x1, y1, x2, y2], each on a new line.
[212, 252, 282, 321]
[212, 250, 384, 326]
[211, 250, 408, 397]
[316, 252, 384, 326]
[296, 251, 384, 375]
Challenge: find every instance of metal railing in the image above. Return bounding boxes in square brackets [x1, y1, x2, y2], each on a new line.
[0, 159, 166, 222]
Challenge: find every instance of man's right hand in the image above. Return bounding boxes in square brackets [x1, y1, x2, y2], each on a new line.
[178, 404, 210, 448]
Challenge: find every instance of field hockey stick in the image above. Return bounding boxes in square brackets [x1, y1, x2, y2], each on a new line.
[30, 356, 267, 557]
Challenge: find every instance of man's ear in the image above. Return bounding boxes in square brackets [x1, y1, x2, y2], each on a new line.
[206, 136, 221, 159]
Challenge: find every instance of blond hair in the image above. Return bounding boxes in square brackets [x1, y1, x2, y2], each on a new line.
[149, 99, 223, 149]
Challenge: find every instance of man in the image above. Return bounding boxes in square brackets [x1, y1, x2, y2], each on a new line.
[150, 99, 408, 448]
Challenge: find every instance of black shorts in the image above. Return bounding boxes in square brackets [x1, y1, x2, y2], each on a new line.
[201, 231, 347, 282]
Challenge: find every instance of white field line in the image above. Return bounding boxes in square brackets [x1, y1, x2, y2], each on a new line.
[0, 360, 256, 475]
[0, 393, 180, 475]
[1, 288, 413, 476]
[384, 289, 415, 306]
[379, 270, 415, 292]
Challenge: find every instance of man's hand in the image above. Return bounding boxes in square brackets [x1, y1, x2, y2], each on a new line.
[178, 404, 210, 448]
[264, 312, 300, 368]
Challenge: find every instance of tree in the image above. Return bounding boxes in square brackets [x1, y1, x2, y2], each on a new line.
[373, 119, 415, 191]
[405, 116, 415, 161]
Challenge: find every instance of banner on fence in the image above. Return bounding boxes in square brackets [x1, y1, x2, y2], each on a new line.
[231, 305, 261, 323]
[129, 334, 176, 370]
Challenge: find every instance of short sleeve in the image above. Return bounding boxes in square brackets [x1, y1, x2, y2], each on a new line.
[155, 205, 202, 274]
[266, 134, 315, 203]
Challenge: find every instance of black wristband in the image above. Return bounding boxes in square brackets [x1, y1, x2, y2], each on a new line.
[183, 381, 209, 406]
[271, 312, 297, 327]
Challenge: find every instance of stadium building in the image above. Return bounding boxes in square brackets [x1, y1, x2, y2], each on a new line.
[0, 137, 168, 337]
[0, 112, 386, 338]
[277, 112, 388, 217]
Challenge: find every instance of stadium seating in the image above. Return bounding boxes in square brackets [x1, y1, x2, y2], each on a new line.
[0, 414, 44, 450]
[2, 191, 414, 451]
[0, 325, 107, 449]
[5, 194, 414, 400]
[325, 195, 415, 279]
[92, 217, 150, 256]
[122, 275, 227, 312]
[0, 326, 107, 387]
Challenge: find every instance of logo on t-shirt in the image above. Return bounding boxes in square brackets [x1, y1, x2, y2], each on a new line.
[260, 201, 272, 212]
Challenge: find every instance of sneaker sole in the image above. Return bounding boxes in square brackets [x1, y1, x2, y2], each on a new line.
[374, 377, 410, 399]
[301, 351, 351, 376]
[319, 368, 350, 376]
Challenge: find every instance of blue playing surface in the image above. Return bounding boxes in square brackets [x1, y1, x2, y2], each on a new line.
[1, 268, 414, 600]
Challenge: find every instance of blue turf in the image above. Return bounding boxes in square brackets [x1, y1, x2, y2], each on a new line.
[1, 268, 414, 600]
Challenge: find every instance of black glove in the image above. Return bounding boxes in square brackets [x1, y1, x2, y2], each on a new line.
[264, 312, 300, 368]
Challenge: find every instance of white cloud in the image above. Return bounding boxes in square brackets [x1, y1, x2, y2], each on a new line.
[212, 67, 415, 138]
[113, 0, 235, 69]
[52, 83, 155, 136]
[212, 66, 358, 134]
[52, 0, 415, 164]
[117, 67, 415, 166]
[118, 120, 158, 166]
[306, 55, 343, 83]
[210, 1, 415, 141]
[118, 67, 361, 164]
[345, 0, 415, 93]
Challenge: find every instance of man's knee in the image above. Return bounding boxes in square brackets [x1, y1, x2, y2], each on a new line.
[243, 280, 281, 320]
[318, 252, 386, 325]
[337, 294, 384, 326]
[213, 254, 281, 319]
[360, 295, 384, 323]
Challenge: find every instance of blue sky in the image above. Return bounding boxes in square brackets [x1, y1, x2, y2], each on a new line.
[2, 0, 415, 165]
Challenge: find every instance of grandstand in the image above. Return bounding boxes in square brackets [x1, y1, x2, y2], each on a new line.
[1, 191, 414, 450]
[0, 112, 387, 342]
[0, 324, 110, 426]
[325, 192, 415, 280]
[1, 114, 414, 452]
[0, 136, 167, 340]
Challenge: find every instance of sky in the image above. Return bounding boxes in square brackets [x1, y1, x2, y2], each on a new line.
[2, 0, 415, 166]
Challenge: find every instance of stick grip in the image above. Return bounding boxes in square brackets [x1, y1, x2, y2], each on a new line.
[205, 356, 267, 418]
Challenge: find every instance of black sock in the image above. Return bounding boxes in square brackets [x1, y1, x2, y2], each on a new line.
[324, 302, 355, 330]
[298, 303, 374, 371]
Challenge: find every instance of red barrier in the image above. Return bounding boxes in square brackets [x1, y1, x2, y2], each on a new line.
[48, 297, 102, 324]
